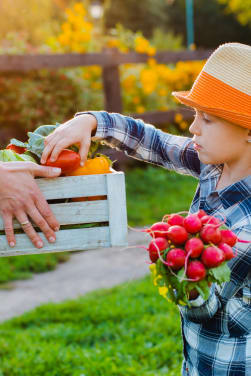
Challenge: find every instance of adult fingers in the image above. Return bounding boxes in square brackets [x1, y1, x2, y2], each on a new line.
[34, 188, 60, 232]
[26, 205, 57, 245]
[29, 164, 61, 178]
[2, 214, 16, 247]
[15, 212, 44, 249]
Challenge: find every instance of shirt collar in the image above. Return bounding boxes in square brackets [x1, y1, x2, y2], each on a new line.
[201, 164, 251, 209]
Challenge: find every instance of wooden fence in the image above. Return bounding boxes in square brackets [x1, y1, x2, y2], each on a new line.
[0, 48, 211, 168]
[0, 48, 211, 123]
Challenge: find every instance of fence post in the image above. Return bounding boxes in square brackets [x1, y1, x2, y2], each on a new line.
[102, 48, 123, 113]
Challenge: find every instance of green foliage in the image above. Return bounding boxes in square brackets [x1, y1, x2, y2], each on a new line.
[0, 253, 69, 285]
[0, 68, 98, 147]
[218, 0, 251, 26]
[0, 276, 183, 375]
[0, 0, 66, 46]
[166, 0, 251, 48]
[150, 28, 184, 51]
[126, 166, 198, 226]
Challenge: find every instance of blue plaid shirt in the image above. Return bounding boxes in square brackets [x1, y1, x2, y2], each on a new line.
[76, 111, 251, 376]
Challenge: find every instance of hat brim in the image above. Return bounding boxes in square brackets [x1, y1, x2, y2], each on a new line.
[172, 91, 251, 130]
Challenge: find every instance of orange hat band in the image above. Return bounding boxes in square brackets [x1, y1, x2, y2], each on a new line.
[189, 71, 251, 114]
[173, 71, 251, 130]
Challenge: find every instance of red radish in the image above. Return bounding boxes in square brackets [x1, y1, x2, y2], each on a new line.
[197, 209, 207, 219]
[167, 225, 188, 245]
[167, 214, 184, 227]
[201, 246, 225, 268]
[186, 261, 206, 281]
[200, 225, 222, 244]
[201, 215, 221, 226]
[165, 248, 186, 270]
[144, 222, 170, 239]
[220, 230, 237, 247]
[184, 214, 202, 233]
[218, 242, 235, 261]
[148, 237, 168, 262]
[185, 238, 204, 258]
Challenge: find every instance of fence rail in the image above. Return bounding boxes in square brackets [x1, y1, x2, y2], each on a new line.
[0, 48, 211, 116]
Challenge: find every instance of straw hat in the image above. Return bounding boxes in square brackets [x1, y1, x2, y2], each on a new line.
[172, 43, 251, 130]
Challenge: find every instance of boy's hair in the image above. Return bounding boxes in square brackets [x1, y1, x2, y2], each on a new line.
[172, 43, 251, 130]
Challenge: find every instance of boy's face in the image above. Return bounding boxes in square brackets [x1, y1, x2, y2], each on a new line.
[189, 110, 251, 165]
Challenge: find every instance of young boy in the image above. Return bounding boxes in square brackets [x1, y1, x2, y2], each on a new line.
[41, 43, 251, 375]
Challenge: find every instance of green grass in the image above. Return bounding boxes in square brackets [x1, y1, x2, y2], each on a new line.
[126, 165, 198, 226]
[0, 166, 197, 286]
[0, 276, 183, 376]
[0, 253, 69, 287]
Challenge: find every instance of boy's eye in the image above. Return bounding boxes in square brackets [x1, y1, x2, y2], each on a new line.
[202, 115, 211, 123]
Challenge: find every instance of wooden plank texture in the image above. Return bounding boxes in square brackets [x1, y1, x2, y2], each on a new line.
[0, 50, 211, 71]
[0, 200, 109, 230]
[106, 173, 128, 246]
[35, 174, 108, 200]
[0, 227, 110, 257]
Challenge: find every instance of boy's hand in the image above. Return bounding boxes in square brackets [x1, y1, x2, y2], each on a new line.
[41, 114, 97, 166]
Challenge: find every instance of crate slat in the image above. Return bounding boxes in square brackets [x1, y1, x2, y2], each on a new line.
[36, 174, 108, 200]
[106, 173, 128, 246]
[0, 227, 110, 257]
[0, 200, 109, 230]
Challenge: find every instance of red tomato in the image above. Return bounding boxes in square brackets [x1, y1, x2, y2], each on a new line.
[45, 149, 81, 174]
[6, 144, 27, 154]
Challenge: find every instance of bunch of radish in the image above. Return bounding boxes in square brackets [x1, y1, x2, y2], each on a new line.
[141, 210, 250, 306]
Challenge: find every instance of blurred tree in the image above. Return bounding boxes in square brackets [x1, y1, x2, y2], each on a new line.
[0, 0, 74, 45]
[166, 0, 251, 48]
[103, 0, 169, 38]
[218, 0, 251, 26]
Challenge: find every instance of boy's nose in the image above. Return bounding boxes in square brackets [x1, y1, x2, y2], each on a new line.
[189, 117, 201, 135]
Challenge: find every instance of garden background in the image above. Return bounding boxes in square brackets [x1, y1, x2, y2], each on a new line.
[0, 1, 250, 375]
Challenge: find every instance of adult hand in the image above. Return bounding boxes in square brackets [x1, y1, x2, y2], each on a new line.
[0, 161, 61, 248]
[41, 114, 97, 166]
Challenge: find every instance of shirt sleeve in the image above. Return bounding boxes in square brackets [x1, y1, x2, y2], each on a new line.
[179, 225, 251, 325]
[75, 110, 202, 179]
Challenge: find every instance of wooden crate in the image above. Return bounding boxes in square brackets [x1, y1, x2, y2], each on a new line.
[0, 171, 128, 257]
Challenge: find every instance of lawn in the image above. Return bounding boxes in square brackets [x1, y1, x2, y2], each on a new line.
[0, 276, 183, 376]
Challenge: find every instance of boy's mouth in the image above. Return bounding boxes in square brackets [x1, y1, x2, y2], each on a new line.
[193, 142, 202, 150]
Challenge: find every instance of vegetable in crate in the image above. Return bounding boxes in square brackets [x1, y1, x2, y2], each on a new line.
[7, 123, 114, 176]
[138, 210, 251, 307]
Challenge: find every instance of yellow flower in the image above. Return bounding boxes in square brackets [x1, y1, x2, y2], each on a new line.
[174, 113, 183, 123]
[159, 105, 169, 111]
[83, 72, 91, 80]
[147, 46, 156, 56]
[158, 88, 168, 97]
[136, 105, 146, 113]
[91, 82, 102, 90]
[147, 58, 157, 67]
[73, 2, 86, 16]
[122, 75, 136, 91]
[135, 36, 150, 53]
[158, 286, 168, 298]
[133, 96, 140, 104]
[140, 68, 158, 95]
[106, 39, 120, 48]
[179, 121, 188, 130]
